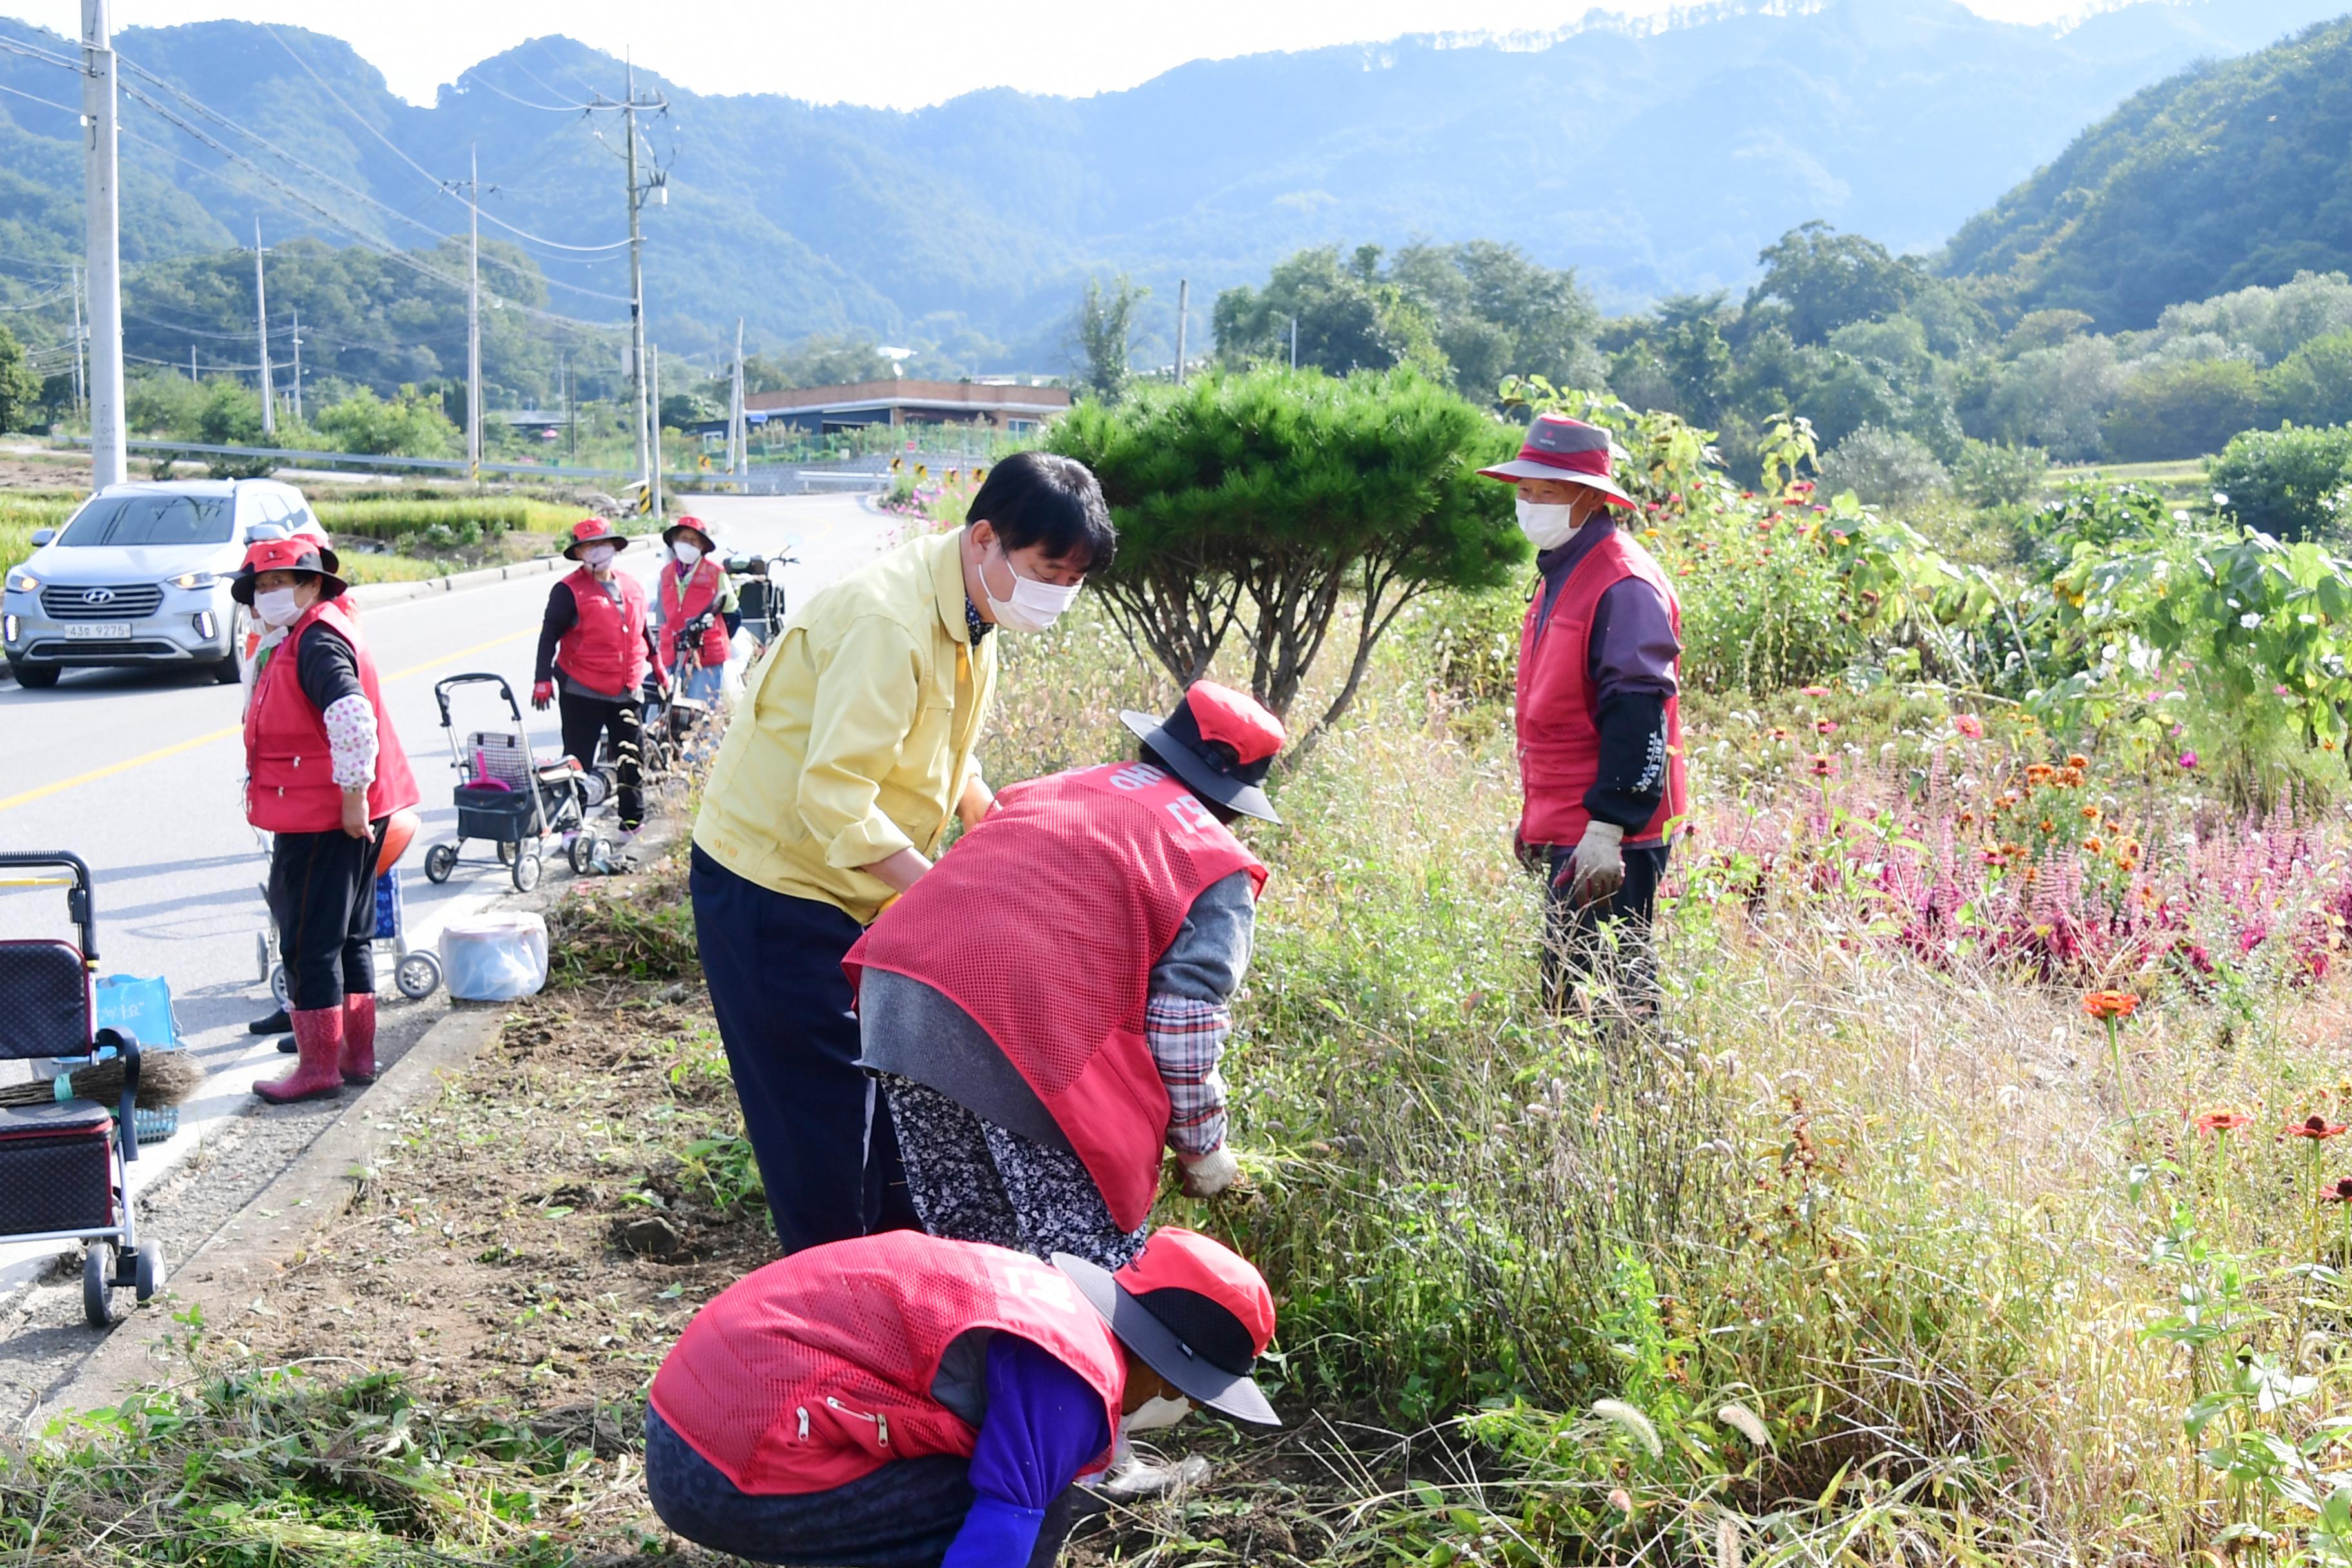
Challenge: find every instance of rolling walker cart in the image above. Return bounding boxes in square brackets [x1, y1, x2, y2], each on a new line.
[255, 865, 442, 1008]
[422, 672, 606, 892]
[0, 852, 164, 1327]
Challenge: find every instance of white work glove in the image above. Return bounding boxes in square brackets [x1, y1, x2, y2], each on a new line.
[1559, 819, 1625, 905]
[1178, 1146, 1240, 1199]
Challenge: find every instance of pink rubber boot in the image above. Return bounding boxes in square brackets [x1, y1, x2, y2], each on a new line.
[253, 1006, 346, 1104]
[340, 992, 378, 1085]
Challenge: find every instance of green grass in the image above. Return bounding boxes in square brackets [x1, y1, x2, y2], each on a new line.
[314, 496, 582, 542]
[0, 493, 79, 580]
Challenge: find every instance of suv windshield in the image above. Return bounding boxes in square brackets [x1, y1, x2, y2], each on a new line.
[59, 494, 235, 547]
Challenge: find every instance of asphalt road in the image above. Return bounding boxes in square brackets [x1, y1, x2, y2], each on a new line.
[0, 492, 903, 1301]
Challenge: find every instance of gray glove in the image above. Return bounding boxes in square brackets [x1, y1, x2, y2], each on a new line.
[1559, 819, 1625, 905]
[1178, 1146, 1240, 1199]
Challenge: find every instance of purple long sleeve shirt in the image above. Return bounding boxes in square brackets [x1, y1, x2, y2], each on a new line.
[939, 1333, 1113, 1567]
[1530, 514, 1681, 835]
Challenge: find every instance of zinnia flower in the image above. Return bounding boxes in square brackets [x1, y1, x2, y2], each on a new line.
[2291, 1115, 2349, 1140]
[2082, 990, 2139, 1022]
[1809, 754, 1836, 778]
[1816, 720, 1839, 736]
[2325, 1177, 2352, 1204]
[2193, 1111, 2255, 1135]
[1954, 714, 1985, 739]
[2179, 750, 2200, 770]
[1800, 685, 1831, 698]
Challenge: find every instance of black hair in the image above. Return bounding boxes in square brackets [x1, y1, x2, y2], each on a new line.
[1140, 741, 1242, 827]
[968, 451, 1116, 574]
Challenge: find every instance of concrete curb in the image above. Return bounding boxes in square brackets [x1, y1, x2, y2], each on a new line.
[50, 1001, 514, 1413]
[47, 811, 691, 1415]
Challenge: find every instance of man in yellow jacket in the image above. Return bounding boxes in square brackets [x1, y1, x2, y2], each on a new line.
[692, 451, 1115, 1254]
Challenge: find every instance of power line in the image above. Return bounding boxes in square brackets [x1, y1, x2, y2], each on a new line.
[0, 79, 77, 116]
[266, 27, 631, 258]
[456, 66, 596, 115]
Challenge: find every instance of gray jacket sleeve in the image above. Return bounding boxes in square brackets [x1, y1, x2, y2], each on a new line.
[1148, 870, 1257, 1003]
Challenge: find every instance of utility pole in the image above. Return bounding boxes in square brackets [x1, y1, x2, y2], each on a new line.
[1290, 315, 1298, 369]
[289, 306, 302, 422]
[81, 0, 124, 488]
[466, 142, 482, 485]
[623, 57, 652, 507]
[648, 342, 664, 521]
[562, 351, 573, 464]
[1174, 279, 1189, 386]
[730, 315, 747, 486]
[253, 218, 275, 436]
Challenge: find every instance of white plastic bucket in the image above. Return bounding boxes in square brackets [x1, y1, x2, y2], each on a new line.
[440, 912, 550, 1001]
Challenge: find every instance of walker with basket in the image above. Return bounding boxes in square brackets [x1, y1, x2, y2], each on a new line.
[0, 852, 166, 1327]
[421, 672, 608, 891]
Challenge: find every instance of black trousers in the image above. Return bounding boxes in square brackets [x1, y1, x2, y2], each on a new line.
[268, 822, 380, 1012]
[689, 845, 918, 1253]
[1541, 841, 1670, 1015]
[645, 1407, 1077, 1567]
[559, 688, 643, 828]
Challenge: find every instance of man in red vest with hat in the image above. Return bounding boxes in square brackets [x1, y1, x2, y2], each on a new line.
[1479, 413, 1688, 1010]
[235, 536, 421, 1102]
[533, 517, 661, 831]
[845, 681, 1284, 1280]
[645, 1225, 1279, 1565]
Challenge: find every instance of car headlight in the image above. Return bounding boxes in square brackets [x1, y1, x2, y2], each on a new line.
[167, 571, 218, 591]
[3, 569, 37, 593]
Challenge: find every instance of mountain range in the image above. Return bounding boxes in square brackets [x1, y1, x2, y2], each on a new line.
[0, 0, 2346, 369]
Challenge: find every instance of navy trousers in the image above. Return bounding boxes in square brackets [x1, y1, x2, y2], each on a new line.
[645, 1407, 1079, 1567]
[690, 845, 917, 1253]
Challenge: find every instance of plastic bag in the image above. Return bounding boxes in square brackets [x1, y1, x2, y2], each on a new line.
[441, 912, 550, 1001]
[93, 974, 180, 1051]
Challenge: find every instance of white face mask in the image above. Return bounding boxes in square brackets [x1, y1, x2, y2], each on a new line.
[1122, 1394, 1193, 1433]
[253, 586, 304, 629]
[672, 542, 702, 567]
[1516, 498, 1584, 552]
[982, 541, 1083, 633]
[583, 544, 618, 571]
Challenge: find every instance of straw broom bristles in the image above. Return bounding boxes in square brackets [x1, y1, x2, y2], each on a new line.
[0, 1050, 206, 1110]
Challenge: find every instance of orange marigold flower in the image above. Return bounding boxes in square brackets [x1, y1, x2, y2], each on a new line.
[2039, 818, 2056, 834]
[2083, 836, 2104, 854]
[2082, 990, 2139, 1022]
[2193, 1111, 2255, 1135]
[2081, 805, 2102, 821]
[2067, 754, 2090, 770]
[2291, 1114, 2349, 1140]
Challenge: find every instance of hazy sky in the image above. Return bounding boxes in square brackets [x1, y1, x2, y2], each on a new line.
[43, 1, 2121, 108]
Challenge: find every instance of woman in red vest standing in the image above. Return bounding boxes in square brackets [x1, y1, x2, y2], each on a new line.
[645, 1226, 1279, 1565]
[845, 682, 1285, 1280]
[235, 537, 421, 1103]
[1478, 413, 1689, 1010]
[531, 518, 660, 832]
[651, 515, 738, 710]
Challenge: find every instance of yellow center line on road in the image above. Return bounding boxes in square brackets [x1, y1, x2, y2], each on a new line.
[0, 629, 534, 816]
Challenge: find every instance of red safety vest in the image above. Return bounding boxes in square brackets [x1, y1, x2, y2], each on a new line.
[654, 556, 732, 674]
[1515, 528, 1688, 849]
[553, 567, 649, 696]
[845, 763, 1266, 1230]
[647, 1232, 1126, 1496]
[244, 597, 420, 834]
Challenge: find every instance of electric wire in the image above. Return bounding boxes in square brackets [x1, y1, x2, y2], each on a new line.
[266, 27, 632, 257]
[0, 79, 77, 116]
[455, 66, 596, 115]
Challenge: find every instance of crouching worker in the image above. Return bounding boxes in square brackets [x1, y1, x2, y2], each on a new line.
[645, 1227, 1279, 1567]
[236, 537, 419, 1102]
[845, 681, 1284, 1280]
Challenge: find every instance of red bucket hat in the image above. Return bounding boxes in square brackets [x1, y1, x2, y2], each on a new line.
[1477, 413, 1636, 509]
[1054, 1228, 1280, 1426]
[663, 515, 718, 553]
[564, 516, 629, 560]
[229, 535, 345, 605]
[1117, 680, 1287, 824]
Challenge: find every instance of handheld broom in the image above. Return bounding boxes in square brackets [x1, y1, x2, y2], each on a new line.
[0, 1049, 206, 1111]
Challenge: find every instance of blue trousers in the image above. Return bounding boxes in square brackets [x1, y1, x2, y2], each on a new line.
[645, 1407, 1079, 1566]
[690, 845, 917, 1253]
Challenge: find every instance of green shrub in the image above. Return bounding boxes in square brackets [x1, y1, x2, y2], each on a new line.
[1954, 437, 2049, 506]
[2263, 329, 2352, 428]
[1818, 423, 1951, 504]
[314, 385, 460, 458]
[2209, 422, 2352, 542]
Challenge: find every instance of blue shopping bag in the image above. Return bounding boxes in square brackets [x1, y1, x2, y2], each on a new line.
[93, 973, 181, 1051]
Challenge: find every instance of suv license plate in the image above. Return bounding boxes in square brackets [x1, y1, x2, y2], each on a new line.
[63, 622, 132, 640]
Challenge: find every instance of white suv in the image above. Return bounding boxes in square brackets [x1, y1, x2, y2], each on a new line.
[3, 479, 328, 689]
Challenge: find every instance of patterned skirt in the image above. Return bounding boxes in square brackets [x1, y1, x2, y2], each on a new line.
[880, 1075, 1149, 1271]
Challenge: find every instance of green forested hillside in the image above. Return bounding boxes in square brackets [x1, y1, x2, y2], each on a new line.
[1946, 16, 2352, 328]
